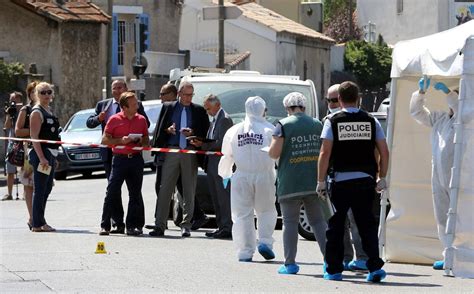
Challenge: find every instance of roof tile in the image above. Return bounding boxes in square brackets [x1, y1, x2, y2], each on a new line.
[12, 0, 110, 23]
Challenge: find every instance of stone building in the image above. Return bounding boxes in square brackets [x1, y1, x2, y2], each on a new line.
[0, 0, 110, 125]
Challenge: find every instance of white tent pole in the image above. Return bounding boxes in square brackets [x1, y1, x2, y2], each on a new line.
[378, 79, 397, 258]
[444, 77, 465, 276]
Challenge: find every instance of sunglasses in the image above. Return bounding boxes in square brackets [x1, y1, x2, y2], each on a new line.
[160, 92, 171, 96]
[40, 90, 53, 95]
[326, 97, 339, 103]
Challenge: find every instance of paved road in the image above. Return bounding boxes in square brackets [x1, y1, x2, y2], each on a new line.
[1, 172, 473, 292]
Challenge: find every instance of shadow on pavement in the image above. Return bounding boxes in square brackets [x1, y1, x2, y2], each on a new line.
[55, 229, 95, 234]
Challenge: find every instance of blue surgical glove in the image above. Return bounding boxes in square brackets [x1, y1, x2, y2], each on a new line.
[434, 82, 450, 94]
[222, 178, 230, 189]
[418, 76, 431, 93]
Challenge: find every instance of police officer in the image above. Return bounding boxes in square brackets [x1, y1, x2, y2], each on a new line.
[317, 81, 389, 282]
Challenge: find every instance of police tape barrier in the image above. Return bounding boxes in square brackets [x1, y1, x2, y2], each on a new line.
[0, 137, 223, 156]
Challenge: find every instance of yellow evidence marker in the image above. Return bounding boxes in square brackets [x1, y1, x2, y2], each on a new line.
[95, 241, 107, 254]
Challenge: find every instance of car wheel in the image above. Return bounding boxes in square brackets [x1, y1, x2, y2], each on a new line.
[54, 171, 67, 180]
[298, 204, 316, 241]
[172, 190, 183, 227]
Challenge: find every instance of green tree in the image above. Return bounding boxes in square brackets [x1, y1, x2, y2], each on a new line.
[0, 61, 24, 94]
[343, 39, 392, 89]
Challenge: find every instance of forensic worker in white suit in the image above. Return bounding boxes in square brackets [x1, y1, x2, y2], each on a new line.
[410, 77, 459, 270]
[218, 96, 278, 262]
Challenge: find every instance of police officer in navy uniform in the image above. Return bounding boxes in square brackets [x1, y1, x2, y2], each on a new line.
[317, 81, 389, 282]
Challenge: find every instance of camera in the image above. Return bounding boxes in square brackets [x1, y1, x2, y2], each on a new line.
[4, 101, 18, 118]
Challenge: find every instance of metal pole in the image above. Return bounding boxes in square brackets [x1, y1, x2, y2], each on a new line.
[218, 0, 224, 68]
[106, 0, 113, 99]
[135, 16, 141, 67]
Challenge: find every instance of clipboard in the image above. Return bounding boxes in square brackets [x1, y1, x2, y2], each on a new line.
[186, 136, 217, 143]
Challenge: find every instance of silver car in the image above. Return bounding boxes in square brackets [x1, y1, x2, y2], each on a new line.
[55, 100, 162, 180]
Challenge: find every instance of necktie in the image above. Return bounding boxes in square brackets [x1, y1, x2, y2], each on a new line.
[179, 107, 187, 149]
[115, 102, 120, 114]
[207, 117, 216, 139]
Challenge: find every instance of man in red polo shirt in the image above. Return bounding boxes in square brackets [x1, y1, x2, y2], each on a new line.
[99, 92, 149, 236]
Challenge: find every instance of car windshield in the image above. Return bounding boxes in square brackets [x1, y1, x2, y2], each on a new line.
[65, 112, 99, 132]
[191, 81, 314, 124]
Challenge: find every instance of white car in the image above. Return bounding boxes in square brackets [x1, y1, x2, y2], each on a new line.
[377, 97, 390, 113]
[171, 70, 321, 240]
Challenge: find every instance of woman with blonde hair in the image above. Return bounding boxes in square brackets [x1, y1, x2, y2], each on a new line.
[29, 82, 60, 232]
[15, 81, 39, 230]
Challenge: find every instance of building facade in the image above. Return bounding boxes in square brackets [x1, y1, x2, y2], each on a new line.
[356, 0, 473, 45]
[0, 0, 109, 125]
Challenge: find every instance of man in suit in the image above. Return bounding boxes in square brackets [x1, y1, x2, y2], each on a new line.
[190, 94, 233, 239]
[149, 81, 209, 237]
[87, 79, 149, 234]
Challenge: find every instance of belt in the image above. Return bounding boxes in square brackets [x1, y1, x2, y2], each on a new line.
[113, 152, 142, 158]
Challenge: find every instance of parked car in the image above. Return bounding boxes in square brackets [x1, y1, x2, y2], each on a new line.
[297, 111, 389, 241]
[377, 97, 390, 113]
[169, 69, 320, 239]
[55, 99, 162, 180]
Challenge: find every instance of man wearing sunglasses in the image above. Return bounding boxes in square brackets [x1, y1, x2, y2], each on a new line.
[87, 79, 149, 235]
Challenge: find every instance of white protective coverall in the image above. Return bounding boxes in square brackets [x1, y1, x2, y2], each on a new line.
[218, 96, 278, 260]
[409, 90, 458, 255]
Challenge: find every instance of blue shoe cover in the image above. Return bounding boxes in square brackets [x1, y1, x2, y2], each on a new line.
[343, 260, 350, 271]
[433, 260, 444, 270]
[348, 259, 368, 271]
[323, 272, 343, 281]
[323, 263, 328, 273]
[278, 264, 299, 274]
[238, 257, 252, 262]
[366, 269, 386, 283]
[257, 244, 275, 260]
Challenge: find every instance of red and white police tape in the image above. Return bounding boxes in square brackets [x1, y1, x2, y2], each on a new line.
[0, 137, 223, 156]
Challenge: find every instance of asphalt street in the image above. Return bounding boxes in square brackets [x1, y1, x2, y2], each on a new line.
[1, 170, 473, 292]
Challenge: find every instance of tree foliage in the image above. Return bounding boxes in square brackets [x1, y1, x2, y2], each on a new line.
[344, 40, 392, 89]
[323, 0, 361, 43]
[0, 61, 24, 94]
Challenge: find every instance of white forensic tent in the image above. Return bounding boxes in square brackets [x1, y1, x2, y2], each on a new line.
[384, 21, 474, 278]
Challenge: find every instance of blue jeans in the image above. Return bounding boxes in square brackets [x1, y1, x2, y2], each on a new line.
[29, 148, 56, 228]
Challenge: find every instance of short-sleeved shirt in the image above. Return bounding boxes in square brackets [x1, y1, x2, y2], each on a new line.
[321, 107, 385, 182]
[104, 112, 148, 155]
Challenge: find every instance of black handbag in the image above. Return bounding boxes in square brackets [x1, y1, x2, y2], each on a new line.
[7, 141, 25, 167]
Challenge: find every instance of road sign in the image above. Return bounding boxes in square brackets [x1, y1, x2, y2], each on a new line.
[202, 6, 242, 20]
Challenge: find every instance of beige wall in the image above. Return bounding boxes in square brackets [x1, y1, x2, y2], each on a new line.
[256, 0, 300, 22]
[276, 33, 332, 118]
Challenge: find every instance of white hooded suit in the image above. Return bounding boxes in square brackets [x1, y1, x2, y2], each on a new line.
[219, 96, 277, 260]
[409, 91, 458, 255]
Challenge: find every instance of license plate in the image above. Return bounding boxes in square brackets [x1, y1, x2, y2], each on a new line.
[75, 153, 100, 160]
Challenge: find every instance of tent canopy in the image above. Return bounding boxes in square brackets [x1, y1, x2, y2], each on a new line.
[386, 21, 474, 279]
[391, 21, 474, 78]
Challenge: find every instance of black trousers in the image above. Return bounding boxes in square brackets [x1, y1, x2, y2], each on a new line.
[103, 148, 124, 228]
[101, 154, 145, 230]
[325, 177, 384, 274]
